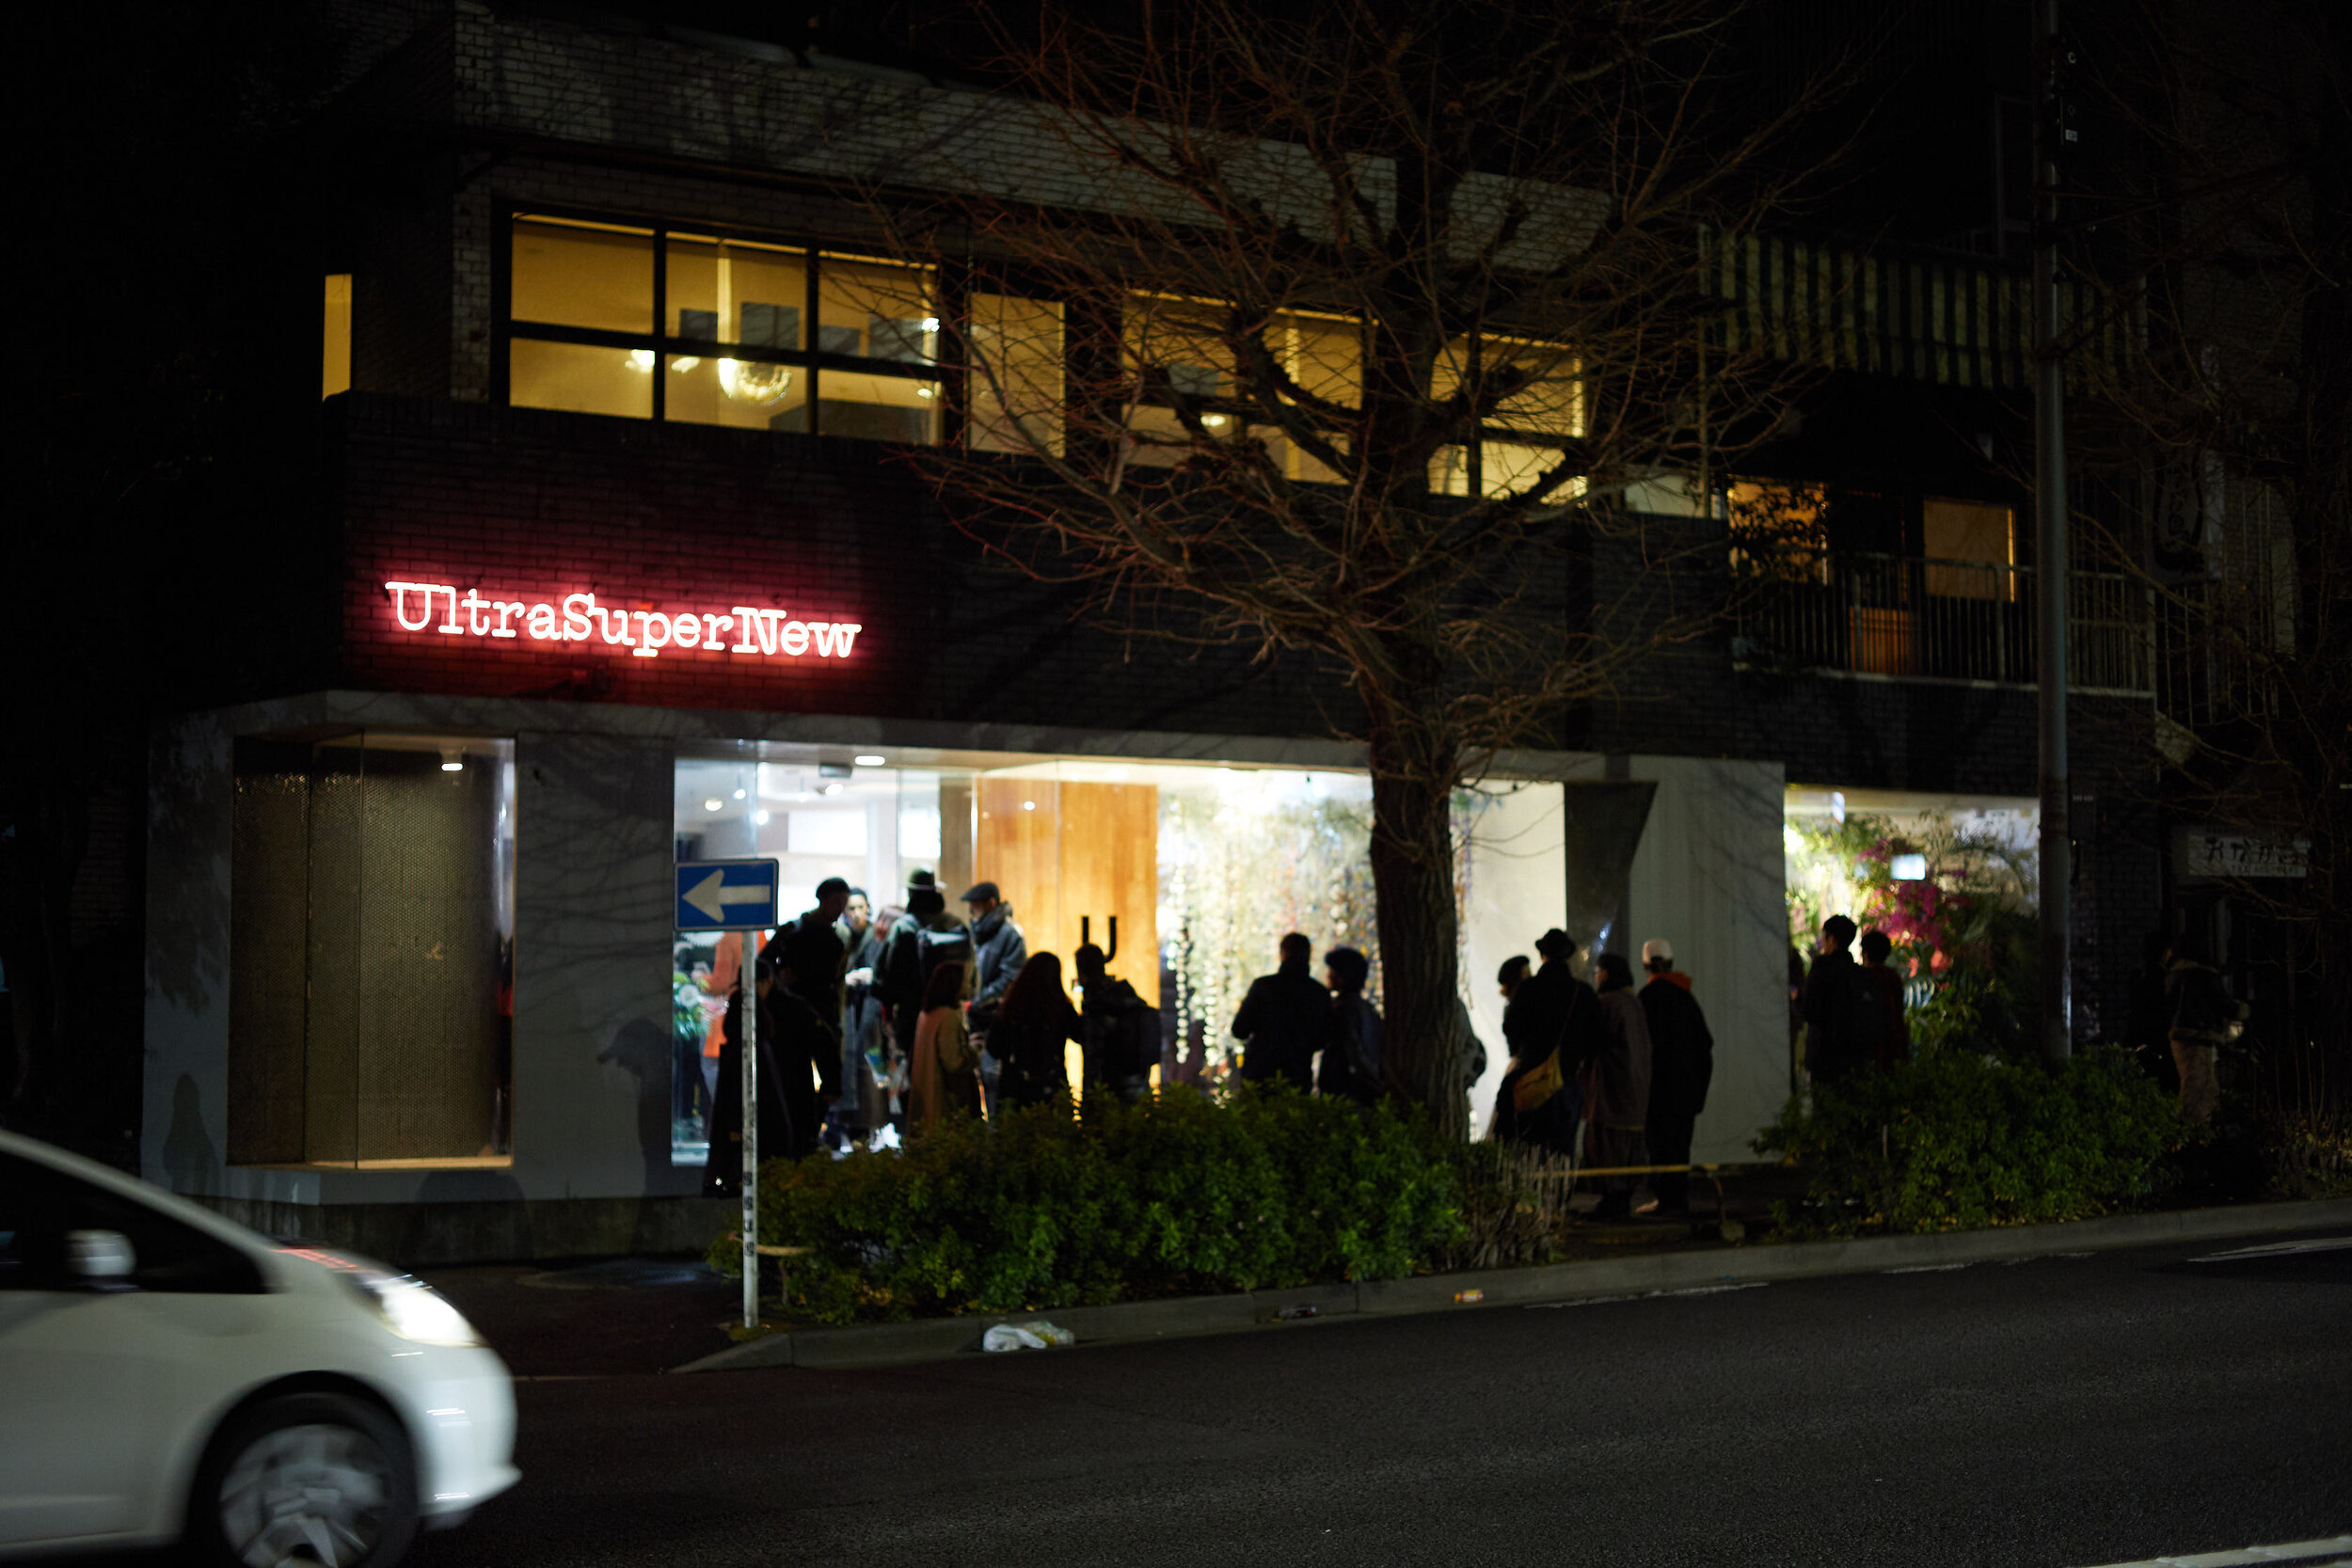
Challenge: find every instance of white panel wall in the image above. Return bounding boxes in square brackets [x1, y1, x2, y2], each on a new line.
[511, 732, 702, 1200]
[1458, 783, 1566, 1136]
[1622, 756, 1790, 1164]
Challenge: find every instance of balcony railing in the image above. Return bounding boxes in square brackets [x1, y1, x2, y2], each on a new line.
[1732, 548, 2155, 695]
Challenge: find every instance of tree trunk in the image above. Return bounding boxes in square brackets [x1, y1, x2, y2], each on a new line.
[1364, 696, 1472, 1141]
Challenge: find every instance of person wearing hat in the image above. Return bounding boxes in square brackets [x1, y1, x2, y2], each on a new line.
[961, 880, 1028, 1019]
[1639, 939, 1715, 1214]
[879, 871, 973, 1079]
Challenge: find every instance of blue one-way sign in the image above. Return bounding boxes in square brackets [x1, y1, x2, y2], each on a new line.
[675, 858, 780, 931]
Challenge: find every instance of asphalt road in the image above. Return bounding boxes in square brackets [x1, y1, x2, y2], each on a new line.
[409, 1231, 2352, 1568]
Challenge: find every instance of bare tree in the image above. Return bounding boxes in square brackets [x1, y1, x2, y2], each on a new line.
[861, 0, 1838, 1135]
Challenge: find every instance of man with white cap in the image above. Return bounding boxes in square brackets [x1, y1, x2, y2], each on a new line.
[1639, 939, 1715, 1214]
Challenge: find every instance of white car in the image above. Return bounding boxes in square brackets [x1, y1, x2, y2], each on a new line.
[0, 1129, 518, 1565]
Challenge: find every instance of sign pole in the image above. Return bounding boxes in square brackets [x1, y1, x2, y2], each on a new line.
[740, 928, 759, 1331]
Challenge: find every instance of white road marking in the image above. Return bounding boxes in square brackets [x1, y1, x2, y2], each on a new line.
[2187, 1235, 2352, 1263]
[2072, 1535, 2352, 1566]
[1527, 1282, 1770, 1309]
[1883, 1262, 1971, 1274]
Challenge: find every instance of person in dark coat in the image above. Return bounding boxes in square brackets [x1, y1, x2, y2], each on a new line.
[1074, 942, 1155, 1107]
[773, 877, 852, 1026]
[961, 880, 1028, 1020]
[881, 871, 972, 1062]
[1491, 954, 1578, 1154]
[1803, 915, 1876, 1089]
[989, 949, 1082, 1112]
[1316, 946, 1383, 1104]
[1587, 953, 1653, 1220]
[1232, 932, 1329, 1091]
[704, 952, 820, 1194]
[1856, 929, 1910, 1069]
[1639, 939, 1715, 1213]
[2164, 933, 2241, 1125]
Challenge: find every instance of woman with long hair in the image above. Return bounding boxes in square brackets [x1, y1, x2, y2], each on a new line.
[988, 951, 1081, 1113]
[910, 960, 980, 1134]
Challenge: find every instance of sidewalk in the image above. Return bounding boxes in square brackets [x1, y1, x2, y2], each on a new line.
[416, 1194, 2352, 1379]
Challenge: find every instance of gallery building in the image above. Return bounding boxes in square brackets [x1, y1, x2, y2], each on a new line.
[135, 0, 2188, 1259]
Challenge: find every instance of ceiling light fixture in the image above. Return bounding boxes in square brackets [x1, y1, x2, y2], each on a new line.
[853, 754, 885, 767]
[704, 798, 723, 812]
[437, 746, 464, 773]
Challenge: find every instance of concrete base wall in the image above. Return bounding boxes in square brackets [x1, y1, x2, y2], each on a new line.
[189, 1193, 737, 1270]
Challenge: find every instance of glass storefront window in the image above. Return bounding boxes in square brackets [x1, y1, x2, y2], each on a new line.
[229, 734, 516, 1169]
[664, 745, 1562, 1149]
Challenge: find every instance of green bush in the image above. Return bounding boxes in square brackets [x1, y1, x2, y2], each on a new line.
[1754, 1047, 2192, 1236]
[713, 1088, 1467, 1323]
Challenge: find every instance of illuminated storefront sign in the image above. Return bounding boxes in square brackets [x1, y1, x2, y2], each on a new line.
[383, 580, 860, 660]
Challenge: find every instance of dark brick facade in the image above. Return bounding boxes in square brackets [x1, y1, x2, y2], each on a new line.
[328, 393, 1339, 738]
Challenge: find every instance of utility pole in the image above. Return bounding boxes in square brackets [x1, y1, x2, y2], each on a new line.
[2033, 0, 2074, 1062]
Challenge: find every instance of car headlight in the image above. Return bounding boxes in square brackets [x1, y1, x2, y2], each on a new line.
[278, 1243, 485, 1348]
[349, 1270, 483, 1347]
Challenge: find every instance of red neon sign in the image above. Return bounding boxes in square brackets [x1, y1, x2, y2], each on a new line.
[383, 581, 861, 660]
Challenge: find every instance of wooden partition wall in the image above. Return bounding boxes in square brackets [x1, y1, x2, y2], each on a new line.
[975, 776, 1159, 1005]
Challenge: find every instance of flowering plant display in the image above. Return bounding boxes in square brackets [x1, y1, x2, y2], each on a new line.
[1785, 809, 2041, 1055]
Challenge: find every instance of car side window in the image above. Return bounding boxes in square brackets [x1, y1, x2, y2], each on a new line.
[0, 1152, 265, 1294]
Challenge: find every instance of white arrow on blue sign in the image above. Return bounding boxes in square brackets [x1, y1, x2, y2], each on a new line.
[675, 858, 780, 931]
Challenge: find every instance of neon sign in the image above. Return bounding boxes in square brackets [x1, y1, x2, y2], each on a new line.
[383, 581, 860, 660]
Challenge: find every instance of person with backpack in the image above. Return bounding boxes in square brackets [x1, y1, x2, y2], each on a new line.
[989, 951, 1082, 1112]
[1073, 942, 1159, 1107]
[1315, 946, 1384, 1105]
[1802, 914, 1881, 1090]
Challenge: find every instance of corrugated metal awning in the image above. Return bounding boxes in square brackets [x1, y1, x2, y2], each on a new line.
[1707, 232, 2137, 390]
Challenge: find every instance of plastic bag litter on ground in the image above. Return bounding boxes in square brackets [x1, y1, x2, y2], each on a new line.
[981, 1320, 1075, 1353]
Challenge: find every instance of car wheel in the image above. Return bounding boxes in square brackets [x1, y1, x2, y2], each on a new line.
[190, 1391, 419, 1568]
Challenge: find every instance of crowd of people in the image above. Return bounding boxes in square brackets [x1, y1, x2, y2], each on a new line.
[1485, 930, 1719, 1218]
[697, 870, 1169, 1193]
[692, 866, 1744, 1217]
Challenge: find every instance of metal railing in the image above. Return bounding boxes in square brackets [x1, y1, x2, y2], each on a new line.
[1732, 547, 2155, 694]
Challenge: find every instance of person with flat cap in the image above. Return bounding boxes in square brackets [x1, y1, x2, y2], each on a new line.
[961, 880, 1028, 1022]
[880, 870, 971, 1065]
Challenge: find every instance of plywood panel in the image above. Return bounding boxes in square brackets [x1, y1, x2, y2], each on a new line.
[1059, 782, 1159, 1006]
[977, 776, 1063, 977]
[975, 776, 1159, 1007]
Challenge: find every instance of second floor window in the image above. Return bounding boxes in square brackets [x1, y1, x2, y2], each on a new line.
[505, 215, 947, 443]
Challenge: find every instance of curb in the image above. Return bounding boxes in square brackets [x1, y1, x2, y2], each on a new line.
[670, 1195, 2352, 1374]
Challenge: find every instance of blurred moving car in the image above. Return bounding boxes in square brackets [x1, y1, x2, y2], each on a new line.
[0, 1129, 517, 1565]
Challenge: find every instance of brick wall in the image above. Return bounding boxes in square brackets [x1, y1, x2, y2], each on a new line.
[330, 394, 1337, 737]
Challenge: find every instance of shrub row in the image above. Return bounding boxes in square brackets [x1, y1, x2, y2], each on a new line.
[1753, 1046, 2190, 1235]
[714, 1050, 2200, 1323]
[723, 1089, 1468, 1323]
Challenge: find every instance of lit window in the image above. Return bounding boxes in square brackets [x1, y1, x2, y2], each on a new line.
[1923, 499, 2016, 600]
[967, 293, 1066, 456]
[502, 215, 944, 444]
[323, 275, 352, 400]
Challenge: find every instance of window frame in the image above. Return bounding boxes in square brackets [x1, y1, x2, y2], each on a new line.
[498, 206, 958, 442]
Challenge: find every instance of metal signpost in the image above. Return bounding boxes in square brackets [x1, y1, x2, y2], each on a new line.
[675, 858, 780, 1329]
